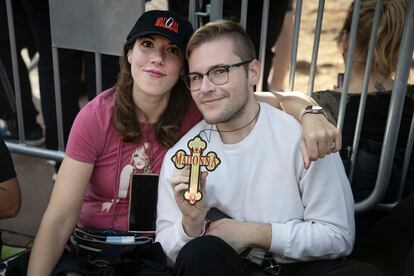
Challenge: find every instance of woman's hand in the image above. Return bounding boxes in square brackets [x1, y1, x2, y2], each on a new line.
[300, 113, 341, 168]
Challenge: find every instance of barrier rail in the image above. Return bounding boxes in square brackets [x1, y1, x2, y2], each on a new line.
[357, 0, 414, 211]
[5, 0, 25, 145]
[349, 0, 383, 184]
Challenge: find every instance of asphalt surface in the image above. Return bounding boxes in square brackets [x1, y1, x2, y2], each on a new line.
[0, 152, 55, 248]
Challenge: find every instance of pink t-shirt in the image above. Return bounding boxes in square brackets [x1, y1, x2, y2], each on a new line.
[65, 89, 202, 231]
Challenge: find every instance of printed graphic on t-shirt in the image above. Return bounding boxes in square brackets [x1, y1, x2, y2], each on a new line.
[101, 143, 152, 213]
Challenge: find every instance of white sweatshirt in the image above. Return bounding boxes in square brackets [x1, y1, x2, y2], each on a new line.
[156, 103, 355, 265]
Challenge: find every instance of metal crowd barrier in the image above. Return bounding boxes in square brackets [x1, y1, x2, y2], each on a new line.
[3, 0, 147, 159]
[189, 0, 414, 212]
[3, 0, 414, 212]
[288, 0, 303, 91]
[48, 0, 146, 151]
[356, 0, 414, 211]
[5, 0, 25, 148]
[348, 0, 384, 184]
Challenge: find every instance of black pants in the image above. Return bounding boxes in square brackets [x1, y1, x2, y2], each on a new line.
[351, 193, 414, 276]
[175, 235, 382, 276]
[3, 242, 171, 276]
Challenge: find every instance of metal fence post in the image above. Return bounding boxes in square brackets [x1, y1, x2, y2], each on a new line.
[5, 0, 25, 144]
[355, 0, 414, 212]
[288, 0, 303, 91]
[337, 0, 361, 131]
[209, 0, 223, 21]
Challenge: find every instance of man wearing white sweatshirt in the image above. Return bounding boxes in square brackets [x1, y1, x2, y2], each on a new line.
[156, 20, 380, 276]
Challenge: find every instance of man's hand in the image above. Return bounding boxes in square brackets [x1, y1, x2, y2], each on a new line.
[300, 113, 341, 169]
[170, 166, 209, 237]
[206, 219, 249, 254]
[206, 219, 271, 254]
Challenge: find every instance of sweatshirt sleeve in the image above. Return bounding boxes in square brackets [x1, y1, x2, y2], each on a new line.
[65, 104, 105, 163]
[155, 151, 198, 265]
[269, 152, 355, 261]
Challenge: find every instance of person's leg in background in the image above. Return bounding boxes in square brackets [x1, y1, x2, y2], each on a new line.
[246, 0, 289, 92]
[49, 49, 119, 149]
[268, 1, 294, 91]
[83, 52, 119, 101]
[20, 0, 58, 151]
[169, 0, 291, 92]
[0, 0, 43, 145]
[219, 0, 290, 92]
[167, 0, 189, 18]
[57, 49, 83, 145]
[0, 43, 43, 143]
[21, 0, 120, 176]
[20, 0, 84, 154]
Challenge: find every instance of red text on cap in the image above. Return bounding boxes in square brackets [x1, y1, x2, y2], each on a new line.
[155, 17, 179, 33]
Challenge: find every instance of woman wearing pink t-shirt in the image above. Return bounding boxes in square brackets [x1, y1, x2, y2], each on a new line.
[27, 10, 340, 275]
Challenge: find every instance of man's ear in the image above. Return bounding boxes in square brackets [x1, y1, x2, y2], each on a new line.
[248, 59, 261, 86]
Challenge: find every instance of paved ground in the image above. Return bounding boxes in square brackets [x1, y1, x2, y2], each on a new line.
[0, 153, 55, 248]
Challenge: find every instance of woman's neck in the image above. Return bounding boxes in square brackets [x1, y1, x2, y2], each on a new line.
[132, 89, 170, 124]
[342, 66, 394, 94]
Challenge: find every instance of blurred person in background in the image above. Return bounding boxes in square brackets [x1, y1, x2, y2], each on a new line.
[310, 1, 412, 275]
[15, 0, 119, 165]
[0, 137, 21, 219]
[0, 136, 22, 256]
[168, 0, 294, 91]
[312, 0, 413, 203]
[0, 0, 44, 146]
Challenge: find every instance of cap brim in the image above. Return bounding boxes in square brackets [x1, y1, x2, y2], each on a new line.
[127, 30, 186, 55]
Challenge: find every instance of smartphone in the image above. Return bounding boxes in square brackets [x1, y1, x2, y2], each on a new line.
[128, 173, 159, 233]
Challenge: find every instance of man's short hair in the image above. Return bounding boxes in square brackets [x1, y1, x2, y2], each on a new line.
[186, 20, 256, 62]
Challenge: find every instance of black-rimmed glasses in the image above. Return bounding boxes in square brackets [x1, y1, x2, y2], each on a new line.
[183, 60, 252, 91]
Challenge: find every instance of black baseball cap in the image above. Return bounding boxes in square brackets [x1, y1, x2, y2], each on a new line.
[127, 10, 194, 55]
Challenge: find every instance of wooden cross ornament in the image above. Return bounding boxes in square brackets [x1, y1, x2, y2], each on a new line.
[171, 136, 221, 205]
